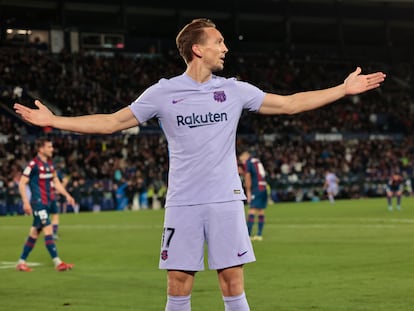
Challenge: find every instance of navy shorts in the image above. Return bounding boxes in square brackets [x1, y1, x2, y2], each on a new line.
[250, 190, 268, 209]
[31, 203, 52, 228]
[49, 200, 59, 214]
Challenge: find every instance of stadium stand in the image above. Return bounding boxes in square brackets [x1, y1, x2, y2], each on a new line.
[1, 0, 413, 214]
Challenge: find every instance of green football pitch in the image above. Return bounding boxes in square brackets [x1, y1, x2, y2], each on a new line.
[1, 197, 414, 311]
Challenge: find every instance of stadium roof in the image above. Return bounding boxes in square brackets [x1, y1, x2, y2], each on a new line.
[1, 0, 414, 60]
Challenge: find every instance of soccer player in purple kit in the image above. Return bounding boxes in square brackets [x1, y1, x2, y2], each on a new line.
[14, 18, 386, 310]
[16, 137, 75, 272]
[239, 150, 268, 241]
[324, 168, 340, 204]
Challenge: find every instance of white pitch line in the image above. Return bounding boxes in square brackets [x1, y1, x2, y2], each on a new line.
[0, 261, 43, 269]
[265, 223, 404, 229]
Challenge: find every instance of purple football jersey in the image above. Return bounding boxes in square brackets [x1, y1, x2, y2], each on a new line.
[129, 73, 265, 207]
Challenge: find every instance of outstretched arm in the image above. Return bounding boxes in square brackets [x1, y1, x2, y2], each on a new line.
[258, 67, 386, 115]
[13, 100, 139, 134]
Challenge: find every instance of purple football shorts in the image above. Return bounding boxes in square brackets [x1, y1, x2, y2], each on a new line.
[159, 200, 256, 271]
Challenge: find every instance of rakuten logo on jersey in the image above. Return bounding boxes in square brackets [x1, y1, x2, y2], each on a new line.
[177, 112, 228, 128]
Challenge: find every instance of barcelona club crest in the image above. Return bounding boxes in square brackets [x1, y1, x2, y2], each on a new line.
[213, 91, 226, 103]
[161, 250, 168, 261]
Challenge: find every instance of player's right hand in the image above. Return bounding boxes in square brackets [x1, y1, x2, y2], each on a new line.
[14, 100, 54, 126]
[23, 202, 32, 215]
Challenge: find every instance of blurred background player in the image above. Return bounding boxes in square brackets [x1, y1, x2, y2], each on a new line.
[239, 150, 268, 241]
[385, 170, 404, 211]
[324, 169, 340, 204]
[53, 163, 71, 238]
[16, 137, 75, 272]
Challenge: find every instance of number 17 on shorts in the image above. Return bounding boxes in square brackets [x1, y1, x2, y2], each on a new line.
[160, 227, 175, 261]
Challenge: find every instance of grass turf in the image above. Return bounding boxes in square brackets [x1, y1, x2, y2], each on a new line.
[1, 197, 413, 310]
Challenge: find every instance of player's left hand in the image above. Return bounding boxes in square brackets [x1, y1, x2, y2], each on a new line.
[66, 194, 75, 206]
[344, 67, 386, 95]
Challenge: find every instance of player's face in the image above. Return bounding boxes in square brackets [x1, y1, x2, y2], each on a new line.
[239, 152, 249, 164]
[198, 27, 228, 72]
[39, 142, 54, 159]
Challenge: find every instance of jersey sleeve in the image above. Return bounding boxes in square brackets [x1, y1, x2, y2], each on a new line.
[246, 159, 254, 174]
[235, 80, 266, 112]
[128, 82, 162, 123]
[22, 161, 36, 177]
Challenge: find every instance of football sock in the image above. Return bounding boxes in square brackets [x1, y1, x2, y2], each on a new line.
[247, 214, 255, 236]
[44, 235, 58, 259]
[387, 196, 392, 206]
[53, 224, 58, 235]
[328, 194, 334, 203]
[52, 257, 62, 266]
[20, 236, 37, 260]
[257, 215, 265, 236]
[165, 295, 191, 311]
[397, 195, 401, 206]
[223, 292, 250, 311]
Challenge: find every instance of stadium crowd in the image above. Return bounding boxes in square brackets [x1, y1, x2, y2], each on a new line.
[1, 46, 413, 215]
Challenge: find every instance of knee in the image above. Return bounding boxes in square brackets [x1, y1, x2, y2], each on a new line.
[220, 278, 244, 296]
[167, 270, 195, 296]
[218, 266, 245, 296]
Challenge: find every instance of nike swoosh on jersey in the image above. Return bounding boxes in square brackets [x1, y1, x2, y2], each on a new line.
[172, 98, 185, 104]
[237, 251, 248, 257]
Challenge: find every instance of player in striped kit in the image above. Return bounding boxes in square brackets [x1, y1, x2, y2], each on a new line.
[385, 170, 404, 211]
[14, 18, 386, 311]
[239, 150, 268, 241]
[16, 137, 75, 272]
